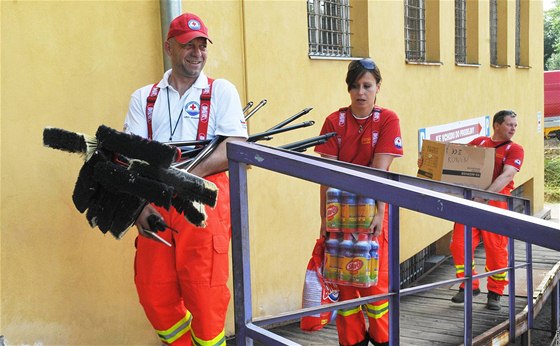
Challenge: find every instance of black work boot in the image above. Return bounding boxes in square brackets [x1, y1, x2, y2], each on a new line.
[486, 291, 502, 311]
[451, 287, 481, 303]
[340, 339, 369, 346]
[368, 334, 389, 346]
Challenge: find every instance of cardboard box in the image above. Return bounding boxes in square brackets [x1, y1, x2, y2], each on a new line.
[417, 140, 495, 190]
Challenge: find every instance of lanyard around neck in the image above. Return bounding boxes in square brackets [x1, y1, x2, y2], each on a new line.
[166, 88, 183, 141]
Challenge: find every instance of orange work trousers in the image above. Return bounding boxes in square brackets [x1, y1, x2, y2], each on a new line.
[134, 172, 231, 345]
[336, 207, 389, 346]
[450, 190, 510, 295]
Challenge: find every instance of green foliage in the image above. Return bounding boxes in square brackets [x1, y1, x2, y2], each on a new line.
[545, 1, 560, 70]
[547, 52, 560, 70]
[545, 149, 560, 202]
[545, 17, 556, 65]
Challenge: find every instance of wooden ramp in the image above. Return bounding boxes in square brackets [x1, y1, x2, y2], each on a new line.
[227, 241, 560, 346]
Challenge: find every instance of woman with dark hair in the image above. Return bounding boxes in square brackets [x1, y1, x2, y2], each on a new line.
[314, 58, 403, 346]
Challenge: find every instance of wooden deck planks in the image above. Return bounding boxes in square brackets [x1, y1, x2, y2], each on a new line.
[227, 240, 560, 345]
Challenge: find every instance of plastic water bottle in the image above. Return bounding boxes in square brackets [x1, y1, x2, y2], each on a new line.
[325, 187, 342, 232]
[324, 232, 340, 282]
[357, 196, 375, 233]
[338, 233, 354, 285]
[369, 238, 380, 286]
[341, 191, 358, 233]
[352, 233, 372, 287]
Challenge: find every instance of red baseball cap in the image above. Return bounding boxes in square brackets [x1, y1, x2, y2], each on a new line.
[167, 13, 212, 44]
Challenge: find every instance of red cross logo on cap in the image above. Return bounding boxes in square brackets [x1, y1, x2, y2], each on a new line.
[188, 19, 201, 31]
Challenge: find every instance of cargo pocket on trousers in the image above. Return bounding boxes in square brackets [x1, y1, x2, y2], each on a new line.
[211, 234, 230, 286]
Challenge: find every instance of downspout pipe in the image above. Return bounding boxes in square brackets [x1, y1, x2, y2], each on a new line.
[160, 0, 182, 71]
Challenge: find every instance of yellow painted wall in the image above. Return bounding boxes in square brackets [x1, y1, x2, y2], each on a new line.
[0, 0, 240, 344]
[1, 1, 163, 344]
[239, 0, 544, 319]
[1, 0, 545, 344]
[0, 0, 3, 334]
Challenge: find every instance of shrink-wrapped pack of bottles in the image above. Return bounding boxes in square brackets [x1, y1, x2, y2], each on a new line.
[324, 187, 379, 287]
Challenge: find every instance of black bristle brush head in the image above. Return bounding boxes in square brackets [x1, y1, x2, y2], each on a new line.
[85, 198, 103, 231]
[129, 160, 218, 208]
[92, 160, 174, 209]
[72, 159, 99, 213]
[72, 149, 112, 213]
[43, 127, 97, 160]
[83, 183, 145, 238]
[107, 196, 146, 239]
[92, 189, 118, 234]
[171, 196, 207, 227]
[95, 125, 178, 168]
[97, 189, 144, 239]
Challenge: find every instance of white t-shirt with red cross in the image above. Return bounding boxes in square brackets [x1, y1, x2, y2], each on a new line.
[124, 70, 248, 142]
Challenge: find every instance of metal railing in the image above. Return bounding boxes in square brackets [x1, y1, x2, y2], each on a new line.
[227, 141, 560, 345]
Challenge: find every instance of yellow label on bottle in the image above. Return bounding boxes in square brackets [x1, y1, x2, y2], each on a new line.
[326, 202, 341, 231]
[341, 204, 357, 230]
[370, 257, 379, 285]
[324, 253, 339, 281]
[338, 256, 353, 284]
[357, 202, 375, 229]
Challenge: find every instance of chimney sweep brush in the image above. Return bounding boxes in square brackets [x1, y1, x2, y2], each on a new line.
[43, 127, 98, 161]
[129, 160, 217, 207]
[95, 125, 179, 168]
[44, 125, 219, 239]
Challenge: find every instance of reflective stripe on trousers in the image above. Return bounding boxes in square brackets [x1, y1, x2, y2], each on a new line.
[192, 330, 226, 346]
[365, 301, 389, 319]
[335, 207, 390, 345]
[135, 172, 232, 345]
[454, 262, 475, 276]
[450, 189, 510, 295]
[157, 311, 192, 344]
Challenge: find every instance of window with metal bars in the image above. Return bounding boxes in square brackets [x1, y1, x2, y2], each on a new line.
[307, 0, 351, 57]
[515, 0, 530, 67]
[455, 0, 467, 64]
[490, 0, 498, 65]
[405, 0, 426, 62]
[515, 0, 520, 66]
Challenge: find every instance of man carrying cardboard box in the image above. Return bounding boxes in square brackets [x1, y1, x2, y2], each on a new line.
[417, 139, 495, 190]
[449, 110, 524, 311]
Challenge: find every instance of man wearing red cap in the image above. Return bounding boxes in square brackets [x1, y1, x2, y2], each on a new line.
[123, 12, 248, 345]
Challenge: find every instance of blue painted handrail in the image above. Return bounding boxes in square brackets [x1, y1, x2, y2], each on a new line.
[227, 141, 560, 346]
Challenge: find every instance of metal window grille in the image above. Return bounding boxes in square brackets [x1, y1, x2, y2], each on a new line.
[490, 0, 498, 65]
[307, 0, 351, 57]
[405, 0, 426, 62]
[455, 0, 467, 64]
[400, 243, 436, 287]
[515, 0, 520, 65]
